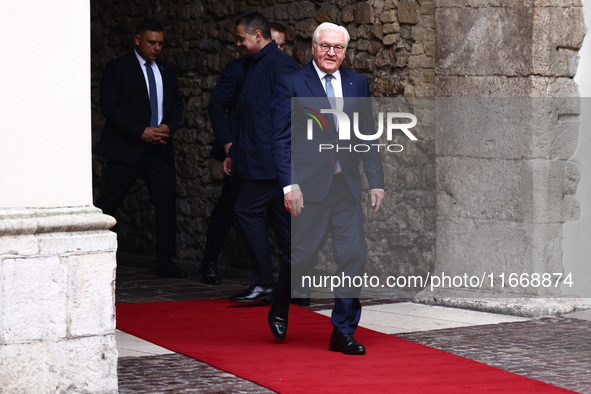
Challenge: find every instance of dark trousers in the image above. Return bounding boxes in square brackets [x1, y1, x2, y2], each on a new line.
[95, 147, 176, 261]
[291, 174, 366, 335]
[202, 175, 239, 263]
[234, 180, 291, 286]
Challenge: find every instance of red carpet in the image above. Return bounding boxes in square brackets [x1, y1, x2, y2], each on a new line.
[116, 299, 574, 393]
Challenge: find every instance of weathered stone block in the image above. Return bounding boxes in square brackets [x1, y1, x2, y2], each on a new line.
[438, 156, 573, 224]
[383, 34, 397, 46]
[529, 77, 579, 97]
[435, 217, 564, 297]
[68, 252, 116, 337]
[342, 5, 356, 23]
[207, 0, 235, 18]
[315, 3, 340, 24]
[375, 47, 396, 68]
[381, 10, 397, 23]
[408, 53, 434, 68]
[435, 98, 529, 159]
[384, 0, 399, 10]
[532, 7, 584, 77]
[0, 336, 118, 393]
[399, 0, 420, 24]
[436, 0, 531, 6]
[435, 76, 531, 97]
[288, 2, 317, 21]
[422, 14, 435, 29]
[534, 0, 582, 7]
[561, 194, 581, 222]
[412, 42, 424, 55]
[37, 231, 117, 256]
[436, 7, 533, 76]
[414, 83, 435, 98]
[0, 235, 37, 257]
[437, 156, 523, 221]
[421, 0, 435, 15]
[368, 41, 382, 56]
[527, 98, 580, 160]
[2, 256, 68, 342]
[521, 159, 567, 223]
[383, 22, 400, 34]
[355, 3, 374, 24]
[409, 69, 424, 84]
[564, 161, 581, 195]
[294, 19, 317, 39]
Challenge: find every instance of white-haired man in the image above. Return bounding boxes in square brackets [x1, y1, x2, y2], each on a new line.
[269, 22, 385, 355]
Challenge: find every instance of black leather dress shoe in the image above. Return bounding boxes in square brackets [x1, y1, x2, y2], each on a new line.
[154, 260, 188, 279]
[229, 285, 273, 302]
[268, 311, 288, 341]
[200, 261, 221, 285]
[329, 333, 366, 355]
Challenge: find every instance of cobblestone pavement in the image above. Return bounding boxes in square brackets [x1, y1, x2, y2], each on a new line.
[116, 253, 591, 393]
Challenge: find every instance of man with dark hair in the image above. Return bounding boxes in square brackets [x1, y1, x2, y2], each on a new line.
[270, 22, 286, 51]
[225, 12, 298, 302]
[96, 19, 185, 278]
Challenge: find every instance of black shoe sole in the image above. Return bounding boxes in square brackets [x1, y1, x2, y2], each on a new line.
[328, 345, 366, 355]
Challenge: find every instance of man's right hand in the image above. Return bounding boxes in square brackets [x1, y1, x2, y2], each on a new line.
[223, 157, 231, 176]
[141, 127, 169, 145]
[285, 189, 304, 217]
[224, 142, 232, 156]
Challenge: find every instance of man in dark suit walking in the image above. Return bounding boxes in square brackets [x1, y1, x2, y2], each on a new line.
[269, 22, 385, 354]
[225, 12, 298, 302]
[199, 57, 246, 285]
[96, 19, 186, 278]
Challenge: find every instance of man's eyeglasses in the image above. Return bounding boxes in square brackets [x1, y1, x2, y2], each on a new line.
[314, 42, 346, 53]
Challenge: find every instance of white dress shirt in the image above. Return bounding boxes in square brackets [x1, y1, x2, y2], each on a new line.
[135, 50, 164, 125]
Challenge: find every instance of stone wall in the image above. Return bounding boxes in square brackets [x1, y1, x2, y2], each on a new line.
[91, 0, 436, 280]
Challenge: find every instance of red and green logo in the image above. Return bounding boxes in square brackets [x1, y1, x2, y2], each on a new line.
[304, 107, 330, 133]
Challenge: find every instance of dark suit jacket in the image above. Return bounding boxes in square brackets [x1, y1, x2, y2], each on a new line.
[272, 61, 384, 202]
[230, 41, 298, 180]
[97, 51, 184, 164]
[208, 57, 246, 162]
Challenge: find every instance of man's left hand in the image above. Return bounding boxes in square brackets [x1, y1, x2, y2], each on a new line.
[370, 190, 385, 213]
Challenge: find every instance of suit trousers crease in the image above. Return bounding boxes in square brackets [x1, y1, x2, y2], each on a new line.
[291, 174, 366, 335]
[234, 180, 291, 286]
[96, 147, 177, 260]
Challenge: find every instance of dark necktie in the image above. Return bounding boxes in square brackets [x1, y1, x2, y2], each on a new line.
[145, 61, 159, 127]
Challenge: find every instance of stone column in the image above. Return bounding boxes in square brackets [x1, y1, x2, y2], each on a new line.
[415, 0, 589, 317]
[0, 1, 118, 392]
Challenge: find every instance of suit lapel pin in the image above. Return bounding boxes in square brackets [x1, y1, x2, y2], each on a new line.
[349, 82, 353, 85]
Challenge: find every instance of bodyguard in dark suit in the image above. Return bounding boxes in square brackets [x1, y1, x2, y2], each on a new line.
[269, 23, 385, 355]
[226, 12, 298, 302]
[200, 57, 246, 285]
[96, 19, 186, 278]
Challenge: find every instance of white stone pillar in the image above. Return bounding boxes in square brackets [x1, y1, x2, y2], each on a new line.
[0, 1, 118, 392]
